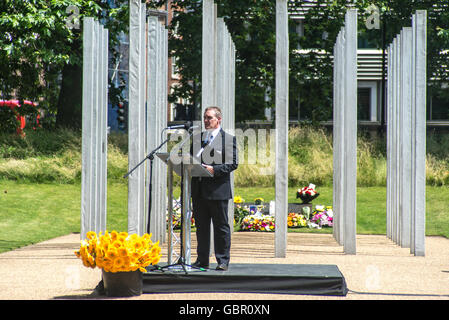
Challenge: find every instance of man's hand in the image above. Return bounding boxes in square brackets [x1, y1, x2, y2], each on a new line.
[202, 164, 214, 175]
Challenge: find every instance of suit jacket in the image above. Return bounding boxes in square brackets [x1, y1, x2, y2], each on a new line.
[191, 128, 238, 200]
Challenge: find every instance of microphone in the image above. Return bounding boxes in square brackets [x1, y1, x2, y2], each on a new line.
[166, 124, 189, 129]
[166, 121, 199, 130]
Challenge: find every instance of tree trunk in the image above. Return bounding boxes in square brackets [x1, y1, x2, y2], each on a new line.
[56, 63, 82, 129]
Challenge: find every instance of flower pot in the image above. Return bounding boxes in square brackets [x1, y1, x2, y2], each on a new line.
[102, 270, 143, 297]
[297, 193, 319, 204]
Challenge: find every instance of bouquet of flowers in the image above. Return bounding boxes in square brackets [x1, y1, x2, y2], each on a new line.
[253, 198, 266, 214]
[75, 231, 161, 273]
[234, 195, 244, 204]
[169, 212, 195, 230]
[167, 199, 195, 229]
[309, 205, 334, 229]
[287, 212, 308, 228]
[240, 214, 275, 232]
[296, 183, 320, 204]
[234, 204, 251, 226]
[234, 196, 267, 226]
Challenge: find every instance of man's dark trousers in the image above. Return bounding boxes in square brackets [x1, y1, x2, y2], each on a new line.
[192, 197, 231, 266]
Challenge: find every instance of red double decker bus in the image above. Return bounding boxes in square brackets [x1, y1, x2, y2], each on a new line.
[0, 100, 41, 136]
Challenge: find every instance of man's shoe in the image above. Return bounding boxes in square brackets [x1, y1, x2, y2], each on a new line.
[215, 263, 228, 271]
[192, 260, 209, 269]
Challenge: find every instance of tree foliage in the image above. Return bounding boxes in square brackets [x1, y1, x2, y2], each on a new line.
[0, 0, 129, 129]
[217, 0, 277, 122]
[166, 0, 203, 112]
[291, 0, 449, 123]
[1, 0, 447, 129]
[167, 0, 278, 122]
[168, 0, 448, 124]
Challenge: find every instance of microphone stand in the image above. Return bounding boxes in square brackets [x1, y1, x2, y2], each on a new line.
[123, 133, 171, 235]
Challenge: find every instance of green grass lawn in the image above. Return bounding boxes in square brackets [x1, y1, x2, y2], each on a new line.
[0, 181, 129, 253]
[1, 180, 448, 253]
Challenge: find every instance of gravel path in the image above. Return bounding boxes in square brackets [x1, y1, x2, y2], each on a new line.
[1, 232, 448, 300]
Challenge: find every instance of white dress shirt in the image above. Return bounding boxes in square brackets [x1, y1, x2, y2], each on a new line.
[196, 126, 221, 158]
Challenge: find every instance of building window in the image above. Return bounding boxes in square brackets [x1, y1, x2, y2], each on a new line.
[357, 30, 378, 49]
[357, 82, 378, 122]
[358, 88, 371, 120]
[171, 56, 180, 79]
[427, 84, 449, 120]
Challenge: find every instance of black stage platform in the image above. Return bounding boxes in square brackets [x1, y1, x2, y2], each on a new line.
[143, 263, 348, 296]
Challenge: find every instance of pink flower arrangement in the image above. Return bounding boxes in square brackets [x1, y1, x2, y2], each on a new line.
[309, 205, 334, 228]
[240, 214, 275, 232]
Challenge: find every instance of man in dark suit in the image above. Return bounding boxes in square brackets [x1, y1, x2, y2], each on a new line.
[191, 106, 238, 271]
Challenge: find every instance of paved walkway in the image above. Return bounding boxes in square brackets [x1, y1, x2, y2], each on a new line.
[1, 232, 449, 300]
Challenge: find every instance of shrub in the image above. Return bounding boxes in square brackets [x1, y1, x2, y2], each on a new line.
[0, 127, 448, 187]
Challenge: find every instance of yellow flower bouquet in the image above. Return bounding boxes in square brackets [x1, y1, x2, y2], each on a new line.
[287, 212, 308, 228]
[75, 230, 161, 273]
